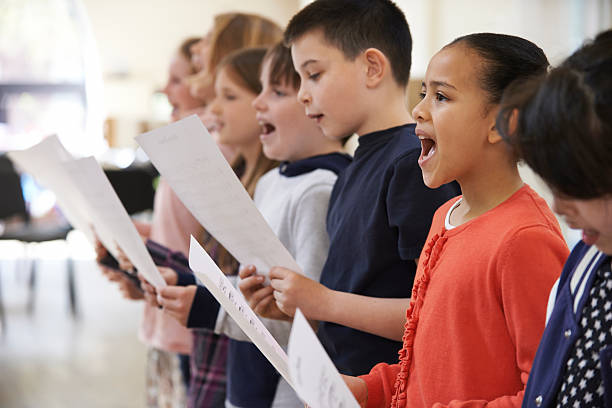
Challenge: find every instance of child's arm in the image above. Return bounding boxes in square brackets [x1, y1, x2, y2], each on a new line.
[267, 267, 409, 341]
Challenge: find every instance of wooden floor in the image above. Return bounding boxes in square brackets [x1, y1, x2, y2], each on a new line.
[0, 236, 146, 407]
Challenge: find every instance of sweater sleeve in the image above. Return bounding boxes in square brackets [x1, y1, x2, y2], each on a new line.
[360, 362, 401, 408]
[290, 182, 332, 283]
[215, 178, 335, 347]
[434, 226, 568, 408]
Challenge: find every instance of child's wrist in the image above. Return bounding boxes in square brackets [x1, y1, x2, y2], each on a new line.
[313, 284, 334, 322]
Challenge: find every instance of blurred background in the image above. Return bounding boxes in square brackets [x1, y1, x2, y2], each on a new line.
[0, 0, 610, 406]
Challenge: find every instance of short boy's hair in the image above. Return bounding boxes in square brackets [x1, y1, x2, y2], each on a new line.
[284, 0, 412, 87]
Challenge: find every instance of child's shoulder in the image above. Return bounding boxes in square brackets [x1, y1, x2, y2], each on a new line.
[506, 185, 561, 232]
[382, 123, 421, 159]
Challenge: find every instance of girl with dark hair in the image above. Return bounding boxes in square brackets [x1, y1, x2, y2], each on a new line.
[344, 33, 570, 407]
[497, 29, 612, 408]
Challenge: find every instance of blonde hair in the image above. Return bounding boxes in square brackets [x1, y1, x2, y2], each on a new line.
[189, 12, 283, 101]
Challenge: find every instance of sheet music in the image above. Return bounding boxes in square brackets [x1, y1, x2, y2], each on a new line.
[7, 136, 117, 255]
[288, 309, 361, 408]
[188, 236, 292, 385]
[61, 157, 166, 288]
[136, 115, 301, 277]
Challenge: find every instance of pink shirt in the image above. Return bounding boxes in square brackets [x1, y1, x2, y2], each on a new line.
[138, 179, 201, 354]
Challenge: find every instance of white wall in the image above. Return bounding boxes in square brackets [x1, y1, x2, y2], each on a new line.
[82, 0, 300, 147]
[85, 0, 611, 150]
[395, 0, 611, 77]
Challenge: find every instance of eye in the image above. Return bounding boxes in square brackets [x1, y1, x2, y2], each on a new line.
[418, 91, 426, 100]
[435, 92, 449, 102]
[308, 72, 320, 81]
[224, 93, 236, 101]
[273, 88, 286, 97]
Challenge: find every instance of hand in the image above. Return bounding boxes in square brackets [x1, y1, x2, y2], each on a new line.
[138, 272, 159, 307]
[100, 265, 143, 300]
[158, 285, 198, 326]
[116, 275, 144, 300]
[137, 267, 177, 307]
[116, 247, 134, 272]
[342, 375, 368, 407]
[94, 237, 107, 263]
[269, 267, 328, 319]
[238, 265, 290, 321]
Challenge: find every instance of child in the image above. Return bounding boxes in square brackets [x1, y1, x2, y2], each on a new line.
[153, 47, 282, 408]
[96, 37, 203, 408]
[226, 41, 351, 407]
[242, 0, 460, 377]
[496, 29, 612, 408]
[344, 33, 570, 408]
[102, 14, 282, 408]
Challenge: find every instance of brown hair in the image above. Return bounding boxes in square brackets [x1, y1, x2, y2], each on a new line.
[189, 12, 283, 100]
[178, 37, 201, 74]
[209, 47, 279, 271]
[263, 42, 300, 90]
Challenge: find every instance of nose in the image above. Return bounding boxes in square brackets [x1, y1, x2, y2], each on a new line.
[412, 97, 428, 123]
[209, 97, 221, 115]
[297, 83, 311, 106]
[252, 92, 266, 112]
[162, 80, 171, 97]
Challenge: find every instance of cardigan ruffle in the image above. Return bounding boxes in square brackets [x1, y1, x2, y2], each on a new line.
[391, 231, 448, 407]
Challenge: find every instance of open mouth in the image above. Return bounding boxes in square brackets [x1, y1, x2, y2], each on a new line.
[419, 136, 436, 161]
[260, 122, 276, 135]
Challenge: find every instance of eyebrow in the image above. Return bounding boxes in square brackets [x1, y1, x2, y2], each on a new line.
[300, 59, 318, 70]
[422, 80, 457, 90]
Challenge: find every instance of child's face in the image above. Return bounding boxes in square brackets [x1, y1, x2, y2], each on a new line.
[412, 44, 497, 189]
[209, 68, 259, 149]
[553, 194, 612, 254]
[252, 58, 325, 162]
[163, 55, 202, 121]
[291, 30, 368, 140]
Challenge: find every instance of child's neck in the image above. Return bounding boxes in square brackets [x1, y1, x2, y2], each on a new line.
[451, 162, 524, 227]
[357, 87, 413, 137]
[239, 138, 262, 184]
[289, 136, 343, 163]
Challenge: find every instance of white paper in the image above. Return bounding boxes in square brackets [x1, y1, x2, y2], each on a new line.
[61, 157, 166, 288]
[188, 236, 292, 385]
[288, 309, 361, 408]
[7, 136, 114, 252]
[136, 115, 301, 277]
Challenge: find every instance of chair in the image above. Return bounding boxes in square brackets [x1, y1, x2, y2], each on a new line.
[0, 154, 77, 334]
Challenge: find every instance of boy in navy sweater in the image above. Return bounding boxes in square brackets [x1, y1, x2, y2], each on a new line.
[240, 0, 460, 376]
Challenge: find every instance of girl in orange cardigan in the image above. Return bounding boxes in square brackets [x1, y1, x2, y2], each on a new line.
[345, 33, 570, 408]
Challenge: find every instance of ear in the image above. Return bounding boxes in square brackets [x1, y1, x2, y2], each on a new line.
[486, 107, 503, 144]
[362, 48, 387, 88]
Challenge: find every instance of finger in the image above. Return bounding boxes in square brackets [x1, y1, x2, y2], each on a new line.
[248, 286, 274, 308]
[269, 267, 289, 280]
[270, 278, 287, 291]
[238, 275, 265, 293]
[238, 265, 256, 279]
[253, 295, 276, 315]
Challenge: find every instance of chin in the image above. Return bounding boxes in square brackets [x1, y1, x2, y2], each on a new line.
[421, 173, 440, 189]
[596, 239, 612, 255]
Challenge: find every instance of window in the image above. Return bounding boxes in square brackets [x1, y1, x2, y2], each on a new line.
[0, 0, 104, 156]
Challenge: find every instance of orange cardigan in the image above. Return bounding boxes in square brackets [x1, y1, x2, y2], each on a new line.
[361, 186, 569, 408]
